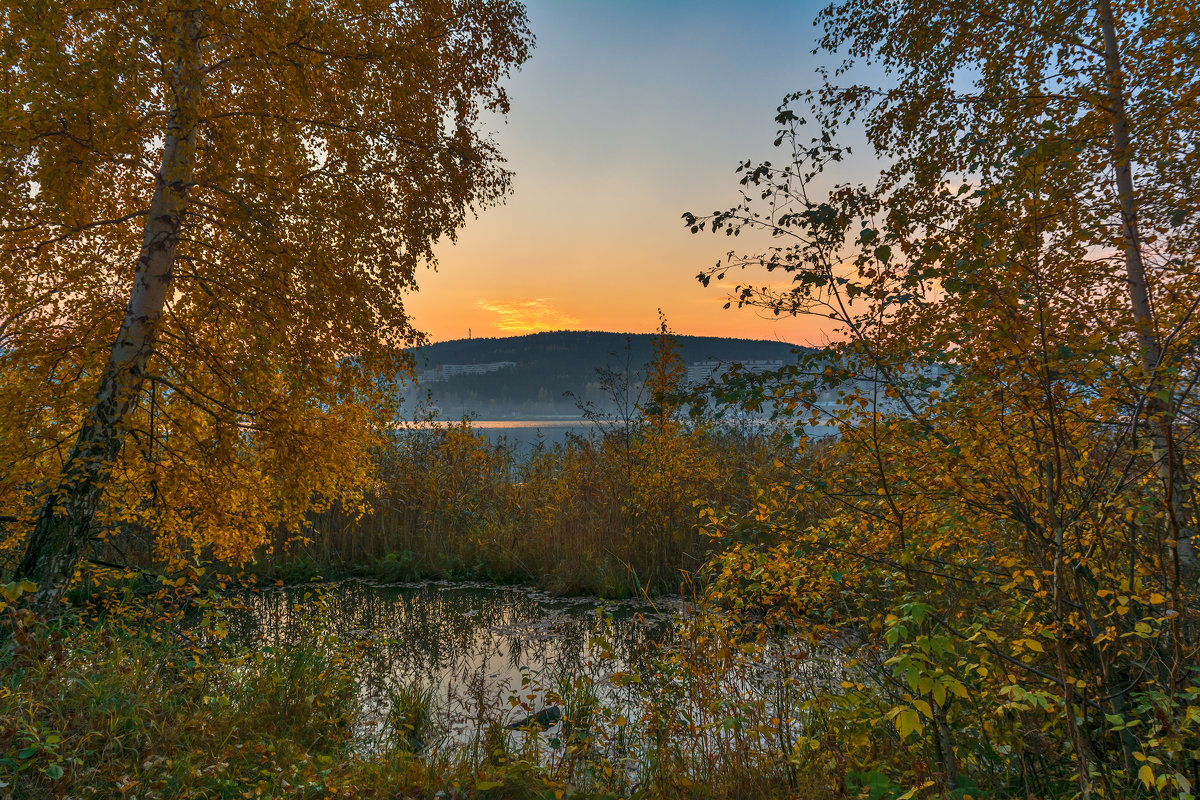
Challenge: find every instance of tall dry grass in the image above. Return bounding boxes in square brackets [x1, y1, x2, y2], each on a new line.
[269, 416, 803, 597]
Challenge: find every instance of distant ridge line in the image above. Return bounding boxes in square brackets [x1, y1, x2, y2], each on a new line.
[419, 328, 804, 348]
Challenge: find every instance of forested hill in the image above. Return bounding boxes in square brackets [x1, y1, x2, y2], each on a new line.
[407, 330, 803, 417]
[412, 330, 800, 369]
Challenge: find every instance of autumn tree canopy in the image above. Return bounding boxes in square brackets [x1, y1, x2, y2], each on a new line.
[0, 0, 533, 594]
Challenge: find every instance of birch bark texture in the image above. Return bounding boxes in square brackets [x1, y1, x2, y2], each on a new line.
[14, 8, 203, 602]
[1097, 0, 1196, 576]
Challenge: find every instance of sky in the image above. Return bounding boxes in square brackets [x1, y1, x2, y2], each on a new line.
[406, 0, 878, 346]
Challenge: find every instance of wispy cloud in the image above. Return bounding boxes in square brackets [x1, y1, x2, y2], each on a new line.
[477, 298, 580, 334]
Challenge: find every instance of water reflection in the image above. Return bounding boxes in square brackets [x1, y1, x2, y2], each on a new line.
[227, 580, 679, 747]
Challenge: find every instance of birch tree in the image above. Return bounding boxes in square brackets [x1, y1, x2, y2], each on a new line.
[809, 0, 1200, 578]
[0, 0, 532, 601]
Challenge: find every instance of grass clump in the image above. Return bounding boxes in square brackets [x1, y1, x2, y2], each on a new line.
[0, 590, 367, 798]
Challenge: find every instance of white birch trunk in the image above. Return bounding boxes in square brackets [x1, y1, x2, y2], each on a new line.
[1098, 0, 1197, 577]
[14, 10, 203, 604]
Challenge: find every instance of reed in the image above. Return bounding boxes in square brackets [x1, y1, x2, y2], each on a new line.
[267, 416, 809, 597]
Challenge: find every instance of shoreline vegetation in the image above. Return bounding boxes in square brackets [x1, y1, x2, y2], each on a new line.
[75, 328, 808, 600]
[263, 415, 804, 599]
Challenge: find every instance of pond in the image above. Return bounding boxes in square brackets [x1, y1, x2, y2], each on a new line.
[226, 580, 682, 751]
[221, 578, 844, 793]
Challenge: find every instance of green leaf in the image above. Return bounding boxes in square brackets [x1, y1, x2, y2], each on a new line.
[894, 707, 922, 738]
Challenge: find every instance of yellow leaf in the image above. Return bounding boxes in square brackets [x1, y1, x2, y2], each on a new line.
[896, 780, 936, 800]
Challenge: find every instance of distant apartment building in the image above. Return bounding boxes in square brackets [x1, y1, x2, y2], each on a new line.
[687, 359, 783, 386]
[809, 360, 951, 415]
[419, 361, 517, 383]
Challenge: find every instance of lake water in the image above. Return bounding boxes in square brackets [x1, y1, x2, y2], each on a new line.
[471, 419, 605, 448]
